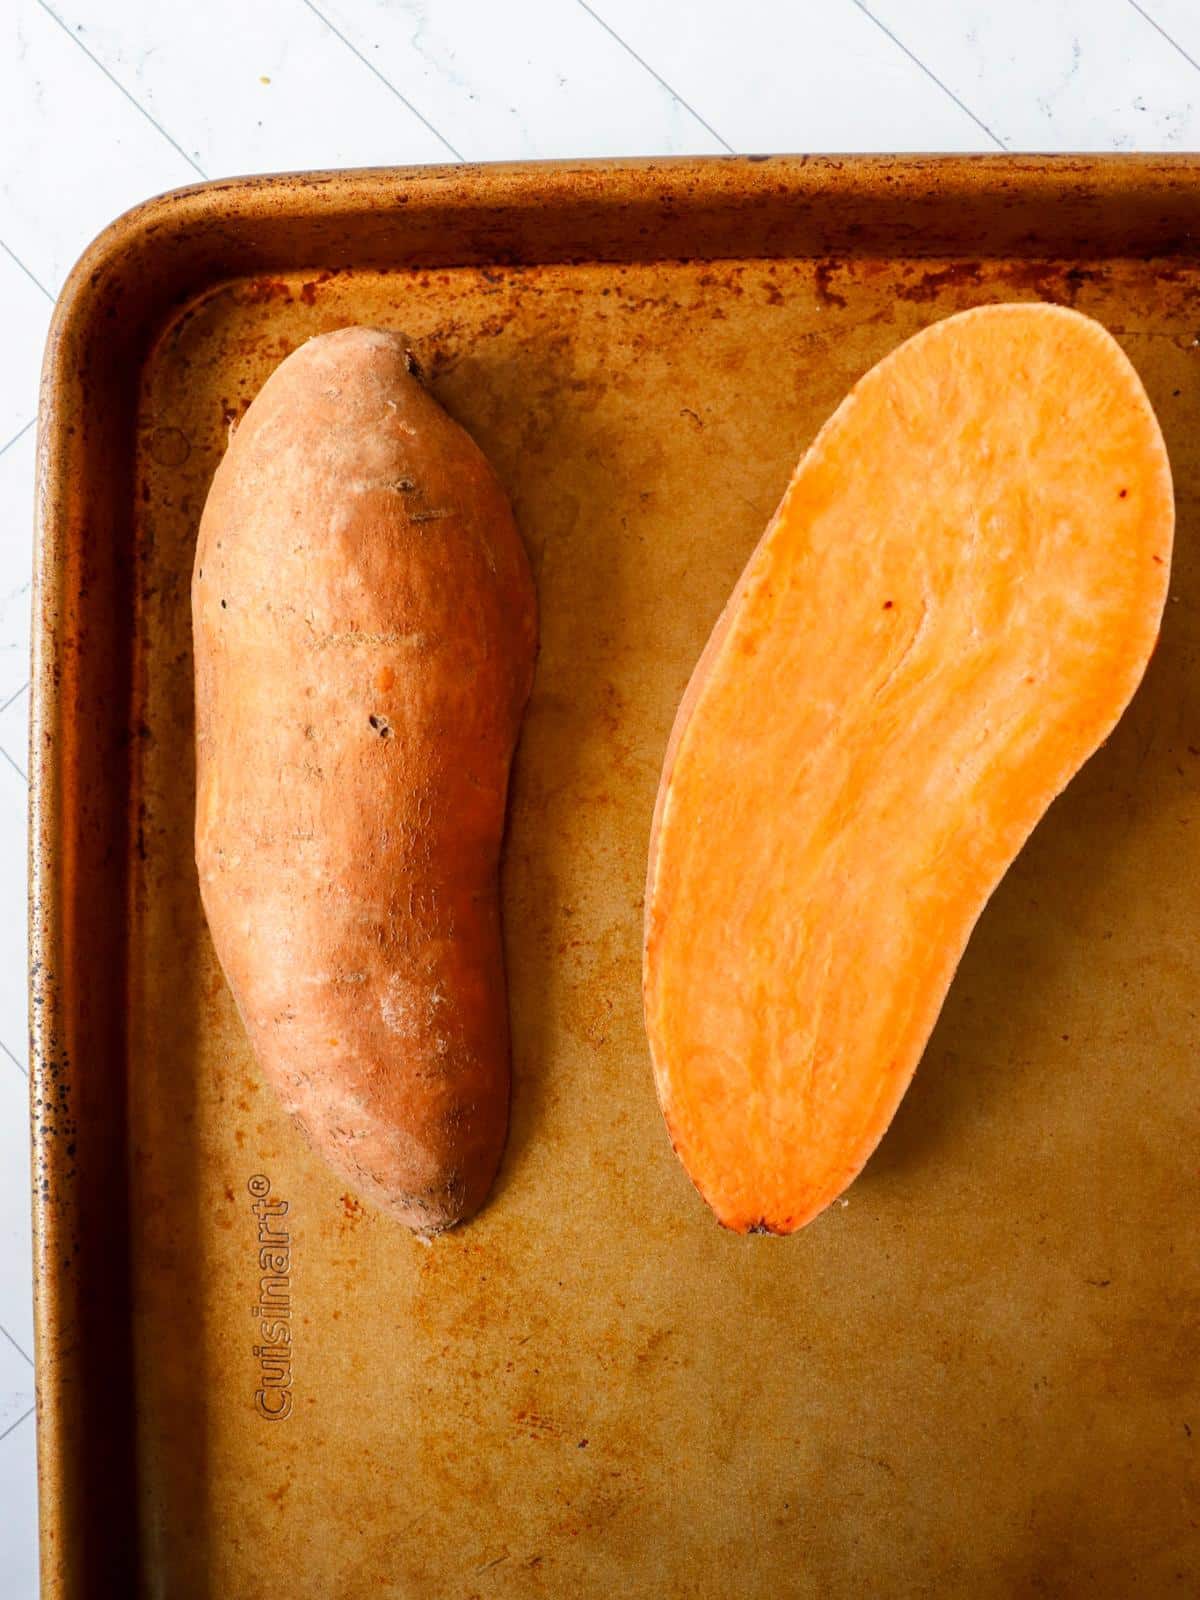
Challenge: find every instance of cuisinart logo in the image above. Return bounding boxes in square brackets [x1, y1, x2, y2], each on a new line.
[247, 1174, 293, 1420]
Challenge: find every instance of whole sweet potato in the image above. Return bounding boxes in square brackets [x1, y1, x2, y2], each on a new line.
[193, 327, 536, 1234]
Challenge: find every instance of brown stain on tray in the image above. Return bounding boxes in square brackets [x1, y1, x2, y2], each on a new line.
[31, 156, 1200, 1598]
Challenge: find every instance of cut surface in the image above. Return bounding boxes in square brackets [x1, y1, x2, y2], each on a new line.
[644, 303, 1174, 1234]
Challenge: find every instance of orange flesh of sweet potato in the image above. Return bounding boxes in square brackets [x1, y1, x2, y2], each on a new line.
[194, 327, 536, 1234]
[644, 303, 1173, 1235]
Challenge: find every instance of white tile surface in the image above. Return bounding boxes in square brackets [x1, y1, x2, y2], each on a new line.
[0, 0, 196, 292]
[0, 253, 51, 453]
[1135, 0, 1200, 66]
[0, 686, 29, 783]
[585, 0, 994, 151]
[866, 0, 1200, 149]
[0, 1307, 35, 1432]
[52, 0, 456, 176]
[0, 426, 35, 713]
[4, 0, 1200, 1589]
[0, 1056, 33, 1360]
[315, 0, 727, 157]
[0, 1408, 38, 1599]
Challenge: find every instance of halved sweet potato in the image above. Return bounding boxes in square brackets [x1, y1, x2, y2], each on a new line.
[644, 303, 1173, 1234]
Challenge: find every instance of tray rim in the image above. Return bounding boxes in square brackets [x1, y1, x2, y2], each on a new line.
[29, 149, 1200, 1597]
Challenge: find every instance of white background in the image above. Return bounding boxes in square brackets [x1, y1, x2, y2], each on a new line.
[3, 0, 1200, 1588]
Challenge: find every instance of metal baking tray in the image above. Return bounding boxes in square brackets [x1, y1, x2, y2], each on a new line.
[31, 156, 1200, 1597]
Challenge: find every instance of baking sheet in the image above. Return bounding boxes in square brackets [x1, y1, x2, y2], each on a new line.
[32, 157, 1200, 1597]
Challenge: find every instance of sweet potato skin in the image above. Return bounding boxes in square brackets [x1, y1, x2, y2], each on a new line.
[193, 327, 536, 1233]
[645, 303, 1174, 1235]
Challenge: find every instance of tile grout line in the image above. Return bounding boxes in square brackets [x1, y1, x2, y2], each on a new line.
[574, 0, 735, 153]
[1125, 0, 1200, 73]
[0, 745, 27, 784]
[0, 681, 29, 715]
[0, 420, 36, 464]
[0, 1040, 27, 1079]
[0, 242, 53, 304]
[296, 0, 466, 162]
[849, 0, 1008, 150]
[0, 1403, 35, 1445]
[0, 1322, 33, 1369]
[34, 0, 209, 179]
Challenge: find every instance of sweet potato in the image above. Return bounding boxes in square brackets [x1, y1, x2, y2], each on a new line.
[193, 327, 536, 1234]
[644, 303, 1173, 1234]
